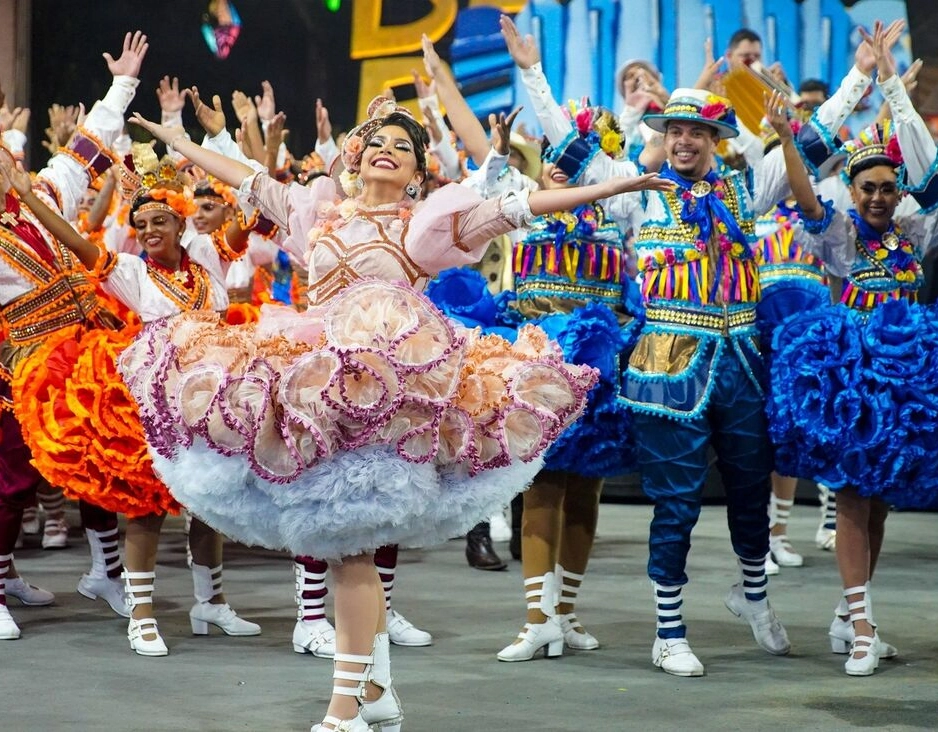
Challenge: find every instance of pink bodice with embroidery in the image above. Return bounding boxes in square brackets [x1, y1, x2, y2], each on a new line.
[244, 173, 530, 306]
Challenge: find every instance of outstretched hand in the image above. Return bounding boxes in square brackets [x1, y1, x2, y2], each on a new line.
[694, 38, 724, 92]
[489, 107, 521, 156]
[0, 105, 27, 135]
[859, 19, 904, 81]
[254, 80, 276, 122]
[265, 111, 287, 153]
[901, 58, 924, 94]
[421, 34, 444, 79]
[128, 111, 184, 147]
[103, 31, 149, 79]
[500, 15, 540, 69]
[855, 19, 904, 76]
[186, 86, 226, 137]
[608, 172, 675, 196]
[231, 90, 258, 125]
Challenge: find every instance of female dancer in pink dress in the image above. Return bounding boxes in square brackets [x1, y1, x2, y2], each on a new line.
[129, 98, 671, 731]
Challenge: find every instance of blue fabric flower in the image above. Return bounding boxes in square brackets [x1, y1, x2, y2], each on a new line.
[424, 268, 496, 328]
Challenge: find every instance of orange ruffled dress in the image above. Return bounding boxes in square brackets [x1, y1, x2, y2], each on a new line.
[119, 176, 597, 558]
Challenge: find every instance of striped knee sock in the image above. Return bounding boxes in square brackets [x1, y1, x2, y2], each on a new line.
[653, 582, 685, 639]
[738, 556, 768, 605]
[374, 545, 398, 611]
[821, 485, 837, 531]
[294, 556, 328, 622]
[0, 553, 10, 606]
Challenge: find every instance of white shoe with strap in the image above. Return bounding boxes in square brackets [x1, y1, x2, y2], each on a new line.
[360, 632, 403, 732]
[124, 570, 168, 657]
[386, 608, 431, 647]
[189, 562, 261, 636]
[294, 618, 337, 658]
[556, 566, 599, 650]
[78, 574, 131, 618]
[652, 637, 704, 677]
[310, 650, 380, 732]
[842, 584, 882, 676]
[724, 583, 791, 655]
[4, 576, 55, 606]
[41, 517, 69, 550]
[0, 604, 21, 640]
[497, 572, 564, 662]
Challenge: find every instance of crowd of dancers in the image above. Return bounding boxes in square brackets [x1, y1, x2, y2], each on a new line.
[1, 13, 936, 731]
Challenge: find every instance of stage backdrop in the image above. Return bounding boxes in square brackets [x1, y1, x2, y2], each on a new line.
[28, 0, 912, 166]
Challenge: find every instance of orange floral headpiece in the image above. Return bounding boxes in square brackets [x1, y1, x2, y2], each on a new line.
[194, 176, 238, 209]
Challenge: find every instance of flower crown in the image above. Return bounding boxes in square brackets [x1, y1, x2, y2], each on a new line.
[842, 121, 903, 180]
[194, 176, 238, 209]
[544, 99, 624, 163]
[341, 96, 420, 174]
[118, 142, 196, 220]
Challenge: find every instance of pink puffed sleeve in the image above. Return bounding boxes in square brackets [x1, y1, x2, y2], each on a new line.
[240, 172, 338, 264]
[404, 183, 533, 274]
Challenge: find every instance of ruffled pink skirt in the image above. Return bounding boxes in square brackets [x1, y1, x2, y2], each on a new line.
[120, 280, 596, 558]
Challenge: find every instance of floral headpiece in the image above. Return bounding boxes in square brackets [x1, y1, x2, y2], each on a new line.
[194, 176, 238, 209]
[643, 88, 739, 139]
[118, 142, 196, 221]
[842, 121, 902, 181]
[341, 96, 419, 174]
[541, 100, 625, 183]
[338, 96, 423, 196]
[562, 99, 624, 159]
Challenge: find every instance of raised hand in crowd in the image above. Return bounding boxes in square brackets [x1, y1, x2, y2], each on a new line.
[156, 75, 185, 116]
[254, 79, 276, 123]
[187, 85, 226, 138]
[103, 30, 148, 78]
[500, 14, 540, 69]
[490, 107, 521, 157]
[315, 98, 332, 145]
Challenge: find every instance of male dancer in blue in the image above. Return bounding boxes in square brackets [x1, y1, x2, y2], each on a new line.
[502, 13, 864, 676]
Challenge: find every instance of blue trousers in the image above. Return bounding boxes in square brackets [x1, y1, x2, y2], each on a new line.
[632, 350, 772, 586]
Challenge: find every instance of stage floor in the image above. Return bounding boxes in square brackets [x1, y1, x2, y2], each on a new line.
[6, 502, 937, 731]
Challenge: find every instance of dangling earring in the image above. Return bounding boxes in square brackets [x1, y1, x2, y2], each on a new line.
[405, 182, 419, 199]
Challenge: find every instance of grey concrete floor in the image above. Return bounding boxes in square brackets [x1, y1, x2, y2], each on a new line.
[3, 502, 937, 732]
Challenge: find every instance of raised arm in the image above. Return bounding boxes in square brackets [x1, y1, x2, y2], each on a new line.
[0, 150, 101, 269]
[422, 34, 490, 166]
[867, 25, 936, 187]
[812, 20, 903, 137]
[500, 15, 572, 146]
[130, 112, 257, 188]
[528, 173, 672, 217]
[35, 31, 148, 220]
[765, 91, 825, 220]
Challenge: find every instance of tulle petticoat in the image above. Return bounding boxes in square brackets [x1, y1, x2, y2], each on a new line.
[121, 279, 596, 558]
[767, 299, 938, 509]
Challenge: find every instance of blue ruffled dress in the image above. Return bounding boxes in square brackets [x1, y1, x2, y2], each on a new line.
[766, 208, 938, 508]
